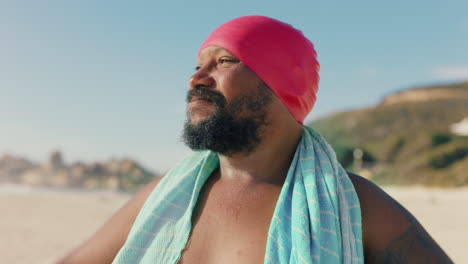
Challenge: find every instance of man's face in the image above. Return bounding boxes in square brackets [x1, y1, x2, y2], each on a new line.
[182, 46, 273, 155]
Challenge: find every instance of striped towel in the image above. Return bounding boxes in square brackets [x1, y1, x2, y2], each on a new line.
[113, 126, 364, 263]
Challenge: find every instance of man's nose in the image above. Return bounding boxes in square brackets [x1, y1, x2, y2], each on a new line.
[189, 67, 214, 90]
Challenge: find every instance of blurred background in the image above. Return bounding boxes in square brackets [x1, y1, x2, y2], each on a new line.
[1, 1, 467, 263]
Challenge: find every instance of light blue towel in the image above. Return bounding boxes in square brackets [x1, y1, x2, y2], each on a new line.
[113, 126, 364, 263]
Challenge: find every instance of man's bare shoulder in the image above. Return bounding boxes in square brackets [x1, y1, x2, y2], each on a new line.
[57, 176, 163, 264]
[347, 172, 452, 264]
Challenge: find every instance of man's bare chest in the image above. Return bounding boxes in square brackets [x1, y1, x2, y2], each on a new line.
[178, 176, 281, 264]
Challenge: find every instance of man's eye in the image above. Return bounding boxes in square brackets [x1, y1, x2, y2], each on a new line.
[195, 66, 201, 71]
[219, 58, 235, 64]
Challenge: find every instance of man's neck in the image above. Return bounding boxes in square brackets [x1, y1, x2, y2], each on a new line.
[216, 122, 303, 186]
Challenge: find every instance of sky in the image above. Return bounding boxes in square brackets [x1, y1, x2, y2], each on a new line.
[1, 0, 467, 173]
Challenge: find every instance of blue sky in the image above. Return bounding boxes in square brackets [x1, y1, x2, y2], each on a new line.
[1, 1, 467, 173]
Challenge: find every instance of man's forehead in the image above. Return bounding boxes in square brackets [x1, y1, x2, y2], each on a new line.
[197, 46, 237, 61]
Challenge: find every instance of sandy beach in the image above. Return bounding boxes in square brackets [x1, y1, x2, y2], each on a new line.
[1, 184, 466, 263]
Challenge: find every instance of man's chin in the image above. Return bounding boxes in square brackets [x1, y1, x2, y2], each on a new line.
[187, 110, 216, 124]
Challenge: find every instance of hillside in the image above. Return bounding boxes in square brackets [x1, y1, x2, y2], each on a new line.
[310, 81, 468, 187]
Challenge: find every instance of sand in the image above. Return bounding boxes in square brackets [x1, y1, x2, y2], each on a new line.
[1, 184, 466, 263]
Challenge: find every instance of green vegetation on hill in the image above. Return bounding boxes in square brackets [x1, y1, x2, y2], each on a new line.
[309, 81, 468, 187]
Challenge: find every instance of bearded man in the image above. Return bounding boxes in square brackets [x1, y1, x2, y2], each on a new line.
[59, 16, 452, 264]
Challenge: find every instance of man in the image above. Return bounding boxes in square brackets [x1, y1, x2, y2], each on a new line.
[59, 16, 452, 263]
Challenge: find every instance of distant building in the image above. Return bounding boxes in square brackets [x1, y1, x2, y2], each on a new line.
[47, 150, 64, 171]
[451, 117, 468, 136]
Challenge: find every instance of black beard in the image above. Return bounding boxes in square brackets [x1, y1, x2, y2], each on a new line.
[182, 84, 272, 156]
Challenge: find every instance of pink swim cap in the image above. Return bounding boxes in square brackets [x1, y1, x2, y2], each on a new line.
[199, 15, 320, 124]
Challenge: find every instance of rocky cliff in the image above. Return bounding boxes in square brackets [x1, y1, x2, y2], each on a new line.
[380, 81, 468, 105]
[0, 151, 160, 192]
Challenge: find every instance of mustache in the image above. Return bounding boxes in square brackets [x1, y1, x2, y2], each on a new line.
[186, 86, 226, 108]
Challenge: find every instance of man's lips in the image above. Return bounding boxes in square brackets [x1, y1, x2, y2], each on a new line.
[188, 99, 214, 111]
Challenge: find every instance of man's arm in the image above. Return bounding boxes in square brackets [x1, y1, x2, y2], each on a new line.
[348, 173, 453, 264]
[56, 177, 163, 264]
